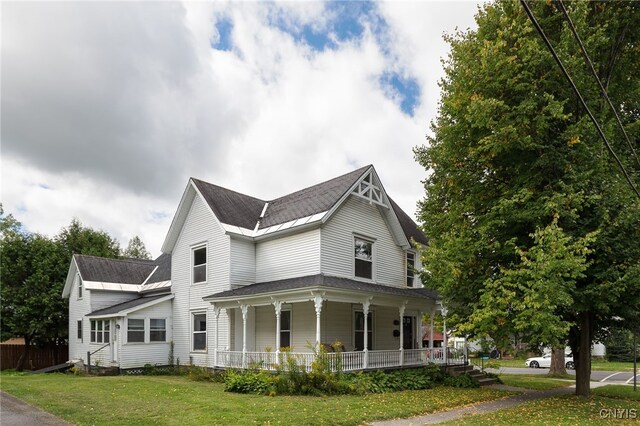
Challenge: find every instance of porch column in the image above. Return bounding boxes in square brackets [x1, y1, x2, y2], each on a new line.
[241, 304, 249, 368]
[417, 311, 424, 350]
[398, 303, 406, 366]
[273, 301, 282, 363]
[362, 299, 370, 369]
[314, 296, 323, 347]
[429, 308, 435, 362]
[441, 305, 448, 365]
[213, 306, 220, 367]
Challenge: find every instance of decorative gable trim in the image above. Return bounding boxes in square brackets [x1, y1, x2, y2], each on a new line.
[351, 169, 388, 208]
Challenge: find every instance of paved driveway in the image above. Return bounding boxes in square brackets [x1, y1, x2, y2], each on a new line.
[488, 367, 640, 384]
[1, 392, 70, 425]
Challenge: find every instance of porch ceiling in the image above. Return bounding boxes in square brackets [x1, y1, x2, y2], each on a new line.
[203, 274, 438, 311]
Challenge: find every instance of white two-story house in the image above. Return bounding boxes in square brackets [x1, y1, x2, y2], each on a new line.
[63, 165, 447, 372]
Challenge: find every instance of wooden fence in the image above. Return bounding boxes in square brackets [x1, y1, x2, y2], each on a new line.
[0, 345, 68, 370]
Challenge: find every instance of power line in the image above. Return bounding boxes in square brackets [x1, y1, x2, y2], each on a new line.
[555, 0, 640, 170]
[519, 0, 640, 200]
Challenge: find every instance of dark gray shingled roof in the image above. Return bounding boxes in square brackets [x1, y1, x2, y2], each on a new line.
[74, 255, 156, 284]
[87, 294, 170, 317]
[146, 253, 171, 283]
[205, 274, 438, 300]
[389, 197, 429, 246]
[191, 165, 428, 245]
[191, 178, 266, 230]
[259, 165, 371, 229]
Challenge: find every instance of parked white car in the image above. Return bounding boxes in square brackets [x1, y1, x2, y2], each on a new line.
[525, 354, 575, 369]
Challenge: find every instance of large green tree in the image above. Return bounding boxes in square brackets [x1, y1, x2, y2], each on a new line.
[1, 213, 121, 370]
[416, 0, 640, 396]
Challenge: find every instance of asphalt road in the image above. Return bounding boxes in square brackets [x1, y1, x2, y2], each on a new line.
[488, 366, 640, 384]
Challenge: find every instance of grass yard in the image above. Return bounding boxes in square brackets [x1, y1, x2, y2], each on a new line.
[446, 386, 640, 425]
[498, 374, 574, 391]
[472, 357, 637, 372]
[0, 372, 515, 425]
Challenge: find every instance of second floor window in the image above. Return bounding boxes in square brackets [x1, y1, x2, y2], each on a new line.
[354, 238, 373, 279]
[406, 252, 415, 287]
[193, 246, 207, 284]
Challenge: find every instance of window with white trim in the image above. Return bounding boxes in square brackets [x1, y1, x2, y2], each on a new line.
[127, 319, 145, 343]
[406, 252, 415, 287]
[192, 312, 206, 351]
[193, 246, 207, 284]
[280, 309, 291, 348]
[354, 237, 373, 279]
[77, 320, 83, 341]
[77, 277, 83, 299]
[90, 320, 110, 343]
[354, 311, 374, 351]
[150, 319, 167, 342]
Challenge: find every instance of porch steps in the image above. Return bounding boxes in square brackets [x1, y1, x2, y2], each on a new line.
[32, 362, 71, 375]
[445, 365, 498, 386]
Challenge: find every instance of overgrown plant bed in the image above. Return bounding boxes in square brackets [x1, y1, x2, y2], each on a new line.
[223, 364, 482, 396]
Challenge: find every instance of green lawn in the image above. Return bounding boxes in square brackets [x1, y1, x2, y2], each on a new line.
[498, 374, 574, 391]
[471, 357, 637, 372]
[0, 372, 515, 425]
[447, 386, 640, 425]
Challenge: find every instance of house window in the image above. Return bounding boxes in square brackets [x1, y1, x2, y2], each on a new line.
[406, 252, 415, 287]
[77, 320, 83, 341]
[90, 320, 110, 343]
[193, 313, 206, 351]
[150, 319, 166, 342]
[280, 310, 291, 348]
[77, 277, 83, 299]
[354, 311, 374, 351]
[193, 246, 207, 284]
[127, 319, 145, 343]
[354, 237, 373, 279]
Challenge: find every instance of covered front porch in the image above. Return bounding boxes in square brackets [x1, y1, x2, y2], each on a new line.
[204, 274, 461, 371]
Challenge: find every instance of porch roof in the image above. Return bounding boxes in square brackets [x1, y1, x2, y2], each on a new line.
[86, 293, 173, 318]
[203, 274, 438, 309]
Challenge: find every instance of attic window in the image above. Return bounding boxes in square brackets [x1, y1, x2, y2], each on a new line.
[352, 171, 387, 207]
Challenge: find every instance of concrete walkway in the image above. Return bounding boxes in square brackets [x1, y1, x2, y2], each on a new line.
[369, 384, 583, 426]
[1, 391, 70, 426]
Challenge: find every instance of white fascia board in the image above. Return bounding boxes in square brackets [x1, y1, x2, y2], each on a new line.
[221, 212, 326, 240]
[83, 281, 141, 292]
[139, 280, 172, 292]
[61, 257, 79, 298]
[322, 165, 373, 224]
[161, 181, 196, 254]
[141, 266, 159, 285]
[203, 286, 433, 310]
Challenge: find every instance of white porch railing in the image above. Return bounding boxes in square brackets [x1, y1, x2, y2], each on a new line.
[215, 348, 465, 371]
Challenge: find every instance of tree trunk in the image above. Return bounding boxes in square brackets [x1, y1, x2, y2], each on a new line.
[549, 346, 566, 375]
[16, 335, 32, 372]
[575, 312, 592, 397]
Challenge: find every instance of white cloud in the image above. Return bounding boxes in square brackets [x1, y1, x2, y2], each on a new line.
[1, 1, 480, 254]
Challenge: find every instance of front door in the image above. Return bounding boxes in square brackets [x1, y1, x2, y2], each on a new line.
[402, 316, 413, 349]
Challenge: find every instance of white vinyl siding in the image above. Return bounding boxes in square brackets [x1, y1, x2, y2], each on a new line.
[68, 273, 91, 362]
[256, 229, 321, 282]
[230, 238, 256, 286]
[171, 193, 230, 367]
[119, 300, 173, 369]
[321, 196, 405, 286]
[90, 291, 138, 312]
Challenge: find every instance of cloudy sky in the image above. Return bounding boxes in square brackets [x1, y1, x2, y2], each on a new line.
[2, 1, 481, 257]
